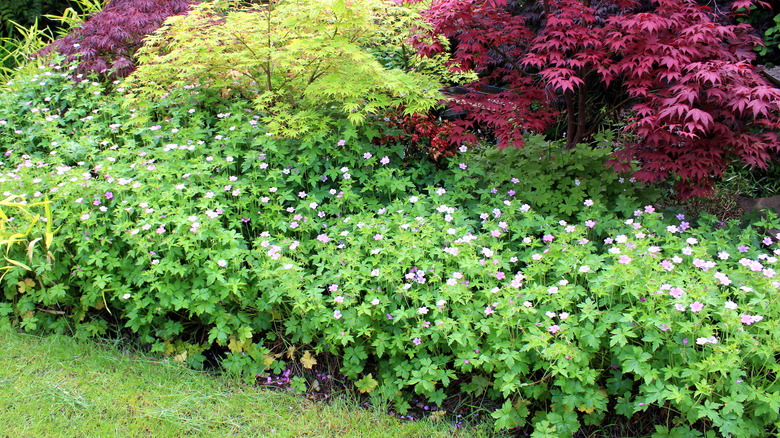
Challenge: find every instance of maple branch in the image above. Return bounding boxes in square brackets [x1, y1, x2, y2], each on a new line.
[307, 60, 324, 85]
[573, 68, 590, 147]
[573, 79, 588, 148]
[565, 90, 576, 149]
[266, 8, 273, 92]
[486, 43, 527, 76]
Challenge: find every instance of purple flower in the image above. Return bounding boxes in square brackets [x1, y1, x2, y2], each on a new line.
[412, 337, 421, 345]
[741, 314, 764, 325]
[690, 301, 704, 313]
[618, 255, 632, 264]
[738, 245, 749, 253]
[714, 272, 731, 285]
[105, 191, 113, 200]
[696, 336, 718, 345]
[496, 271, 505, 280]
[548, 325, 560, 334]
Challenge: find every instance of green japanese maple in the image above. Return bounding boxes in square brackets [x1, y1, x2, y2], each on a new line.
[126, 0, 442, 137]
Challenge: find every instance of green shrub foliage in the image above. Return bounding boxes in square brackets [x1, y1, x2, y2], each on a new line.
[2, 58, 780, 436]
[126, 0, 442, 137]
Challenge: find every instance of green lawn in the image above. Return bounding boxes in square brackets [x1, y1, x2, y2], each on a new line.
[0, 327, 482, 437]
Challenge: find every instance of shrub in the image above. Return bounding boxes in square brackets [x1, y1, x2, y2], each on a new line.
[41, 0, 196, 78]
[126, 0, 442, 137]
[358, 0, 478, 86]
[409, 0, 780, 198]
[2, 61, 780, 437]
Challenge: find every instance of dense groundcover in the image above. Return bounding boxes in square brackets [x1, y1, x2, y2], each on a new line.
[1, 58, 779, 437]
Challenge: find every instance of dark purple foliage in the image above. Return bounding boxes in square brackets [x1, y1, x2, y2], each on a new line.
[41, 0, 197, 78]
[410, 0, 780, 198]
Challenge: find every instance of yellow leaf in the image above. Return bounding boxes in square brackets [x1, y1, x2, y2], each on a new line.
[28, 237, 42, 263]
[356, 373, 378, 393]
[301, 350, 317, 369]
[578, 405, 596, 414]
[4, 256, 31, 271]
[23, 310, 34, 319]
[263, 354, 275, 367]
[173, 350, 188, 363]
[286, 345, 296, 359]
[228, 335, 246, 353]
[430, 409, 447, 422]
[24, 278, 34, 287]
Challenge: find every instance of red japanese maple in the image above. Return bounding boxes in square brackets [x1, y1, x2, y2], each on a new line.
[41, 0, 196, 78]
[373, 107, 459, 160]
[410, 0, 780, 197]
[603, 0, 780, 197]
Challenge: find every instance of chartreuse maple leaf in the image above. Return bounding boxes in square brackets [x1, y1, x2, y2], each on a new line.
[127, 0, 442, 137]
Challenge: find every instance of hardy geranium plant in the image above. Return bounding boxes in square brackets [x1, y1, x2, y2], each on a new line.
[1, 60, 780, 436]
